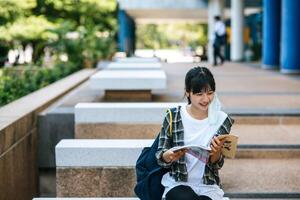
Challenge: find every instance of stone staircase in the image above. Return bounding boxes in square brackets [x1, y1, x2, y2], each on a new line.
[50, 115, 300, 199]
[36, 62, 300, 200]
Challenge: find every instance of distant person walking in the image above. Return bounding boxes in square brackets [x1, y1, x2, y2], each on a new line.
[213, 16, 226, 66]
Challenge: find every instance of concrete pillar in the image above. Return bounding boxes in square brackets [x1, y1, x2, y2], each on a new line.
[262, 0, 281, 69]
[208, 0, 224, 64]
[280, 0, 300, 74]
[118, 9, 136, 56]
[230, 0, 244, 61]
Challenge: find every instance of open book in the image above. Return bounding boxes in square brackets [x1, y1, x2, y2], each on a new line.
[170, 145, 211, 164]
[169, 134, 239, 163]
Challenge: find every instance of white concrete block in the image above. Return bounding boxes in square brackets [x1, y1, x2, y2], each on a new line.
[89, 70, 167, 90]
[105, 62, 161, 70]
[55, 139, 153, 167]
[114, 57, 160, 63]
[75, 102, 185, 124]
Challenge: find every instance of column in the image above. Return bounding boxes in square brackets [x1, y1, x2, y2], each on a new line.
[262, 0, 281, 69]
[280, 0, 300, 73]
[230, 0, 244, 61]
[208, 0, 224, 64]
[118, 9, 136, 56]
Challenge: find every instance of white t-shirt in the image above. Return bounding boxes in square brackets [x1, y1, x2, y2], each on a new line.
[215, 21, 226, 36]
[161, 105, 227, 200]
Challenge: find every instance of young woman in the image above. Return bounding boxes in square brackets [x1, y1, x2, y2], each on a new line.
[156, 66, 234, 200]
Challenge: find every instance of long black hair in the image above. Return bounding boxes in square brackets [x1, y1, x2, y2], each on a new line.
[184, 66, 216, 104]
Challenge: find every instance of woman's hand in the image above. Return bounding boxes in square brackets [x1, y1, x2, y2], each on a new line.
[162, 149, 187, 163]
[209, 136, 226, 163]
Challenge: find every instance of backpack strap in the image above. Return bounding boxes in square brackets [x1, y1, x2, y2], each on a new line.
[167, 108, 175, 137]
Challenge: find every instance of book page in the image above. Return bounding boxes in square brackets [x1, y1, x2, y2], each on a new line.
[170, 145, 211, 163]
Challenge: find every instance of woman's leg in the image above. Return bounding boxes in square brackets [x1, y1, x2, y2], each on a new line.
[166, 185, 200, 200]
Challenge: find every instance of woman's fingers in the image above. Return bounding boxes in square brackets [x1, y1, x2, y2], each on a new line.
[174, 150, 185, 157]
[163, 149, 188, 163]
[211, 137, 223, 151]
[210, 144, 217, 152]
[211, 138, 218, 147]
[210, 144, 217, 155]
[163, 150, 174, 163]
[171, 150, 186, 161]
[213, 136, 223, 146]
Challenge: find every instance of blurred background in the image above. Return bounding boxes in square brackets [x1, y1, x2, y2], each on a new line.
[0, 0, 266, 106]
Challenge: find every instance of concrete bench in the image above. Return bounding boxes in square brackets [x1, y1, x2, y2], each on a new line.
[74, 102, 184, 139]
[55, 139, 300, 198]
[55, 139, 152, 197]
[105, 62, 161, 70]
[89, 70, 167, 101]
[114, 57, 160, 63]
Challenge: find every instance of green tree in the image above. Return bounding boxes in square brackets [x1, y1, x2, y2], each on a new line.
[35, 0, 117, 67]
[0, 0, 36, 25]
[35, 0, 117, 31]
[136, 23, 208, 50]
[0, 0, 38, 65]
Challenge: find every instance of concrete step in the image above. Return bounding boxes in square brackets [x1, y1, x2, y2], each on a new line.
[232, 116, 300, 125]
[55, 140, 300, 198]
[236, 148, 300, 159]
[232, 124, 300, 158]
[233, 124, 300, 146]
[221, 158, 300, 196]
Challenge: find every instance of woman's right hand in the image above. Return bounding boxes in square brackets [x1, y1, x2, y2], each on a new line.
[162, 149, 187, 163]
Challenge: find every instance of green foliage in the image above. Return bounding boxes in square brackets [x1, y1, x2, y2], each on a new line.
[36, 0, 117, 31]
[47, 20, 116, 68]
[40, 0, 117, 67]
[0, 0, 117, 63]
[0, 0, 36, 24]
[137, 24, 168, 49]
[0, 15, 57, 42]
[137, 23, 208, 49]
[0, 62, 79, 106]
[78, 24, 116, 66]
[0, 0, 117, 105]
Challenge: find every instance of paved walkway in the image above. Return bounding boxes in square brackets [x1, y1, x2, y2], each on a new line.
[156, 62, 300, 112]
[58, 61, 300, 114]
[53, 61, 300, 147]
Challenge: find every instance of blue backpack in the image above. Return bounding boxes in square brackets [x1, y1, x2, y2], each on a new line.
[134, 108, 175, 200]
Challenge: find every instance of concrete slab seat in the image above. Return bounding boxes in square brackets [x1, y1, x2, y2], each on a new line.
[55, 139, 300, 198]
[89, 70, 167, 101]
[105, 62, 162, 70]
[74, 102, 184, 139]
[114, 57, 160, 63]
[55, 139, 151, 197]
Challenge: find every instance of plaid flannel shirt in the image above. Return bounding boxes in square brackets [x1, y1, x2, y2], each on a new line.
[155, 106, 234, 185]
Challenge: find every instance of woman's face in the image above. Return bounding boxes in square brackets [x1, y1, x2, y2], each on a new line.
[187, 89, 215, 111]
